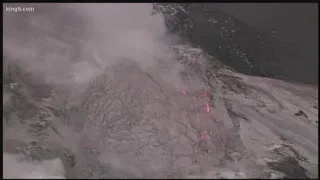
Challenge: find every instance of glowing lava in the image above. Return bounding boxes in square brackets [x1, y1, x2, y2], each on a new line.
[205, 103, 210, 113]
[200, 134, 208, 139]
[183, 90, 187, 95]
[175, 84, 211, 113]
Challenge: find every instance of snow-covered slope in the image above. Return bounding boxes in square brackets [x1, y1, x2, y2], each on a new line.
[172, 44, 318, 179]
[153, 3, 318, 85]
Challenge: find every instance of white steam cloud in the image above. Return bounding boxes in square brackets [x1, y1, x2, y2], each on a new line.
[3, 3, 183, 178]
[3, 3, 179, 92]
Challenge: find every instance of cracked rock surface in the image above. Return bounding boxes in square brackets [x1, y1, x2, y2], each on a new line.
[3, 3, 318, 179]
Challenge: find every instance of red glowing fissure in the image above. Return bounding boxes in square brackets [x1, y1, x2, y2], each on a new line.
[175, 84, 211, 113]
[205, 103, 210, 113]
[200, 134, 208, 139]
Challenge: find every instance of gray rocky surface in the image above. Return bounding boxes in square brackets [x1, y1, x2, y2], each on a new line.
[3, 3, 318, 179]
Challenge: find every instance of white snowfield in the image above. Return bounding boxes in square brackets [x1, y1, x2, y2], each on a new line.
[3, 3, 318, 179]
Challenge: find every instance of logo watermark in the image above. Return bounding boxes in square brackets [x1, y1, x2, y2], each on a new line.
[5, 5, 35, 13]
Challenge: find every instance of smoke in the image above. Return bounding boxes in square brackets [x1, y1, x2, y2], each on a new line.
[3, 3, 185, 178]
[3, 3, 180, 93]
[3, 154, 66, 178]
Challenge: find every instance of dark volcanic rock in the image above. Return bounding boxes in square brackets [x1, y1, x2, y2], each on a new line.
[155, 3, 318, 85]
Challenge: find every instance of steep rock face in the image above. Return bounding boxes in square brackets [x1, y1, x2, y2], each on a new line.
[3, 4, 318, 179]
[153, 3, 318, 85]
